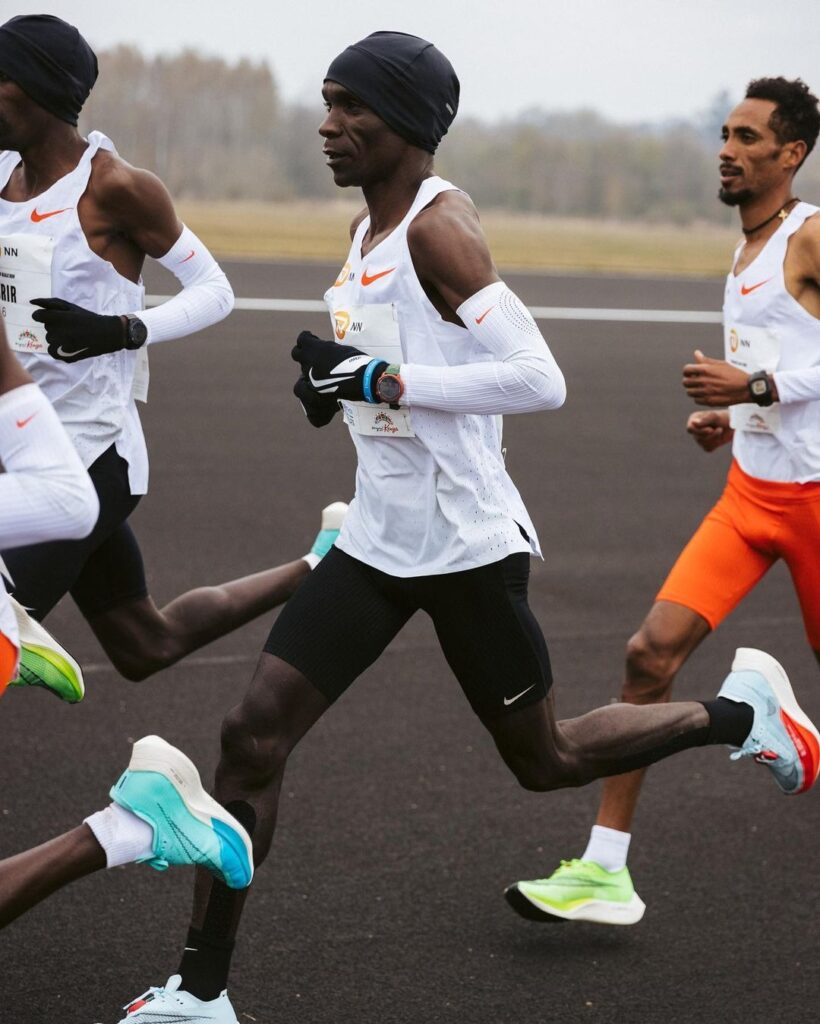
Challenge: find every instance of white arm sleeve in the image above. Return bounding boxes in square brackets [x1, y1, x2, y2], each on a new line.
[401, 282, 566, 414]
[0, 384, 99, 547]
[135, 225, 234, 344]
[773, 367, 820, 404]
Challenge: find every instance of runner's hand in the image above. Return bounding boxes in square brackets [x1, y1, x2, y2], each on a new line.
[294, 376, 340, 428]
[31, 298, 128, 363]
[291, 330, 387, 402]
[687, 410, 734, 452]
[682, 350, 750, 406]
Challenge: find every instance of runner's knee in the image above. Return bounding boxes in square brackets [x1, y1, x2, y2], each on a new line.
[623, 628, 680, 703]
[220, 703, 291, 786]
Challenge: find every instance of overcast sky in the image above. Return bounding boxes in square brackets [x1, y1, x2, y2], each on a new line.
[11, 0, 820, 123]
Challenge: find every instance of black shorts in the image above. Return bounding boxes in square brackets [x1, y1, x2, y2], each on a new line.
[2, 444, 148, 621]
[264, 546, 552, 719]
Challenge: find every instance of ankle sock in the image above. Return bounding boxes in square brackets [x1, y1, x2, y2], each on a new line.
[702, 696, 754, 747]
[83, 802, 154, 868]
[582, 824, 631, 872]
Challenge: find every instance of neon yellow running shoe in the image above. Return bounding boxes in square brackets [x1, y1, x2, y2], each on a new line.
[505, 859, 646, 925]
[6, 597, 84, 703]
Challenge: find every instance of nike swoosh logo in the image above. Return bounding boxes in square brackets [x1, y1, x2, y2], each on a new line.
[361, 266, 396, 286]
[30, 206, 72, 222]
[56, 345, 88, 358]
[475, 306, 495, 324]
[178, 249, 196, 263]
[503, 684, 536, 706]
[15, 412, 38, 428]
[309, 368, 355, 389]
[740, 277, 773, 295]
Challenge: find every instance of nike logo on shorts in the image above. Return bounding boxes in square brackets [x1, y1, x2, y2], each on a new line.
[504, 684, 536, 706]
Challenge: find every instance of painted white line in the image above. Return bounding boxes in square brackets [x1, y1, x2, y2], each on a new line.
[145, 295, 720, 325]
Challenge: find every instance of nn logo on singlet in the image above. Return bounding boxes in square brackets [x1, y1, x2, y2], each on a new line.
[2, 245, 18, 258]
[728, 328, 751, 353]
[333, 310, 364, 340]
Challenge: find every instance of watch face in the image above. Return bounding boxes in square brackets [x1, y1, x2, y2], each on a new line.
[126, 317, 148, 348]
[751, 378, 767, 396]
[378, 374, 402, 403]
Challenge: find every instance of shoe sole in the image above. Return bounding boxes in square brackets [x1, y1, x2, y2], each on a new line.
[505, 883, 646, 925]
[729, 648, 820, 794]
[114, 735, 254, 888]
[8, 598, 84, 702]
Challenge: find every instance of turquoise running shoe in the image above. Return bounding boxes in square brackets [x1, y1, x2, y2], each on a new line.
[310, 501, 348, 559]
[718, 648, 820, 795]
[110, 736, 253, 889]
[6, 597, 84, 703]
[505, 859, 646, 925]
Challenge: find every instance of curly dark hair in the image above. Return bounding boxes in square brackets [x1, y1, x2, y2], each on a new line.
[745, 77, 820, 168]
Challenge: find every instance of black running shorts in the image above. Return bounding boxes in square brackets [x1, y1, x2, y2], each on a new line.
[264, 546, 552, 719]
[3, 444, 148, 620]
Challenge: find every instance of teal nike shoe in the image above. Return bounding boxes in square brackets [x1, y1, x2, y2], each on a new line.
[110, 735, 253, 890]
[309, 501, 348, 559]
[505, 860, 646, 925]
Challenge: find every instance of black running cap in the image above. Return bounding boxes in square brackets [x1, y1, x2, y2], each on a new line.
[325, 31, 459, 154]
[0, 14, 98, 125]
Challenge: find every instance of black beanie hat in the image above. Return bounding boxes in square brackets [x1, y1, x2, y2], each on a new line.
[325, 31, 459, 154]
[0, 14, 98, 125]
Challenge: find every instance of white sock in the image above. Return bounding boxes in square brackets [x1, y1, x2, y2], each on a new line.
[84, 802, 155, 868]
[582, 824, 631, 872]
[302, 552, 321, 570]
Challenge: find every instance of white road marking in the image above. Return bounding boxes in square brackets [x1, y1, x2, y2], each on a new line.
[145, 295, 721, 325]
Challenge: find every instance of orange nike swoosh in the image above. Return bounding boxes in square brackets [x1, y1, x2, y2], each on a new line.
[30, 206, 72, 222]
[361, 266, 396, 286]
[178, 249, 196, 263]
[475, 306, 495, 324]
[16, 412, 38, 428]
[740, 277, 773, 296]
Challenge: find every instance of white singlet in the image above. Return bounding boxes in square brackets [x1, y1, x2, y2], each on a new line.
[724, 201, 820, 483]
[0, 131, 149, 492]
[325, 176, 539, 577]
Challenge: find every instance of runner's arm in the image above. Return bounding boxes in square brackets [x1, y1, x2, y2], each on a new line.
[398, 194, 566, 415]
[773, 222, 820, 403]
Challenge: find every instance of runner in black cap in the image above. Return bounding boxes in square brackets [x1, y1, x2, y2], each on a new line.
[104, 32, 819, 1024]
[0, 13, 345, 699]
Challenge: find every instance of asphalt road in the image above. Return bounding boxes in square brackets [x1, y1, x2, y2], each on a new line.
[0, 260, 817, 1024]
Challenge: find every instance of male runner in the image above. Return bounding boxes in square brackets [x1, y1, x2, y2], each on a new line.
[108, 39, 820, 1023]
[0, 14, 342, 699]
[507, 77, 820, 926]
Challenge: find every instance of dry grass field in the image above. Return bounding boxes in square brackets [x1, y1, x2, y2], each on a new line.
[177, 199, 738, 277]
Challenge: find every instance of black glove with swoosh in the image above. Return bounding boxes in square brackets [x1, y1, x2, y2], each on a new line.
[291, 330, 387, 403]
[31, 298, 129, 363]
[293, 376, 341, 428]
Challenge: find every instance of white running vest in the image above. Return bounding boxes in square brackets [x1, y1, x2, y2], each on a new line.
[724, 201, 820, 483]
[325, 176, 539, 577]
[0, 131, 148, 493]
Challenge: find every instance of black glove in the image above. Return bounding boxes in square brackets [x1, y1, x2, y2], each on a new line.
[291, 330, 387, 403]
[293, 376, 340, 428]
[31, 298, 129, 363]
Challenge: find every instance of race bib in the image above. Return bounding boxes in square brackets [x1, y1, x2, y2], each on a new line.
[0, 235, 53, 353]
[132, 347, 150, 403]
[328, 302, 415, 437]
[724, 322, 781, 434]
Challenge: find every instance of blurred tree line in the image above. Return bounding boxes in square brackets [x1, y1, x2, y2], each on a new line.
[80, 47, 820, 224]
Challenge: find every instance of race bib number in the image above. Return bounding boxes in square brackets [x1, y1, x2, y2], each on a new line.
[328, 301, 415, 436]
[724, 322, 781, 434]
[0, 235, 53, 353]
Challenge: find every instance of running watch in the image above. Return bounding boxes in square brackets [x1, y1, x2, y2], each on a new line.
[748, 371, 774, 407]
[124, 314, 148, 349]
[376, 364, 403, 405]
